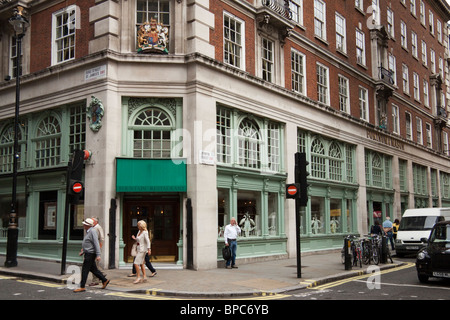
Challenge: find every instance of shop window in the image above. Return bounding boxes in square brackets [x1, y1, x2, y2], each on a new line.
[345, 199, 353, 233]
[0, 194, 26, 238]
[38, 191, 58, 240]
[330, 198, 342, 233]
[69, 201, 84, 240]
[237, 190, 260, 237]
[268, 192, 278, 236]
[310, 196, 325, 234]
[217, 188, 229, 237]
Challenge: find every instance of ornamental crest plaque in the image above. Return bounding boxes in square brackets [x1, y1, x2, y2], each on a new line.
[137, 18, 169, 54]
[87, 96, 104, 132]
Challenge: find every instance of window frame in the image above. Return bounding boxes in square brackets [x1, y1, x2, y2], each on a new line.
[291, 49, 306, 95]
[51, 5, 77, 65]
[359, 86, 369, 122]
[223, 12, 245, 70]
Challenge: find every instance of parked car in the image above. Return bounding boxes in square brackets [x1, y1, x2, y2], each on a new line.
[415, 221, 450, 283]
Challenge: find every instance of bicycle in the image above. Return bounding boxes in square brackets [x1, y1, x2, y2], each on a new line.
[351, 238, 363, 268]
[341, 235, 362, 267]
[361, 238, 371, 265]
[370, 235, 381, 265]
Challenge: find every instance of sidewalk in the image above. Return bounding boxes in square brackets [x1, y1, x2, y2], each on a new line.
[0, 251, 406, 298]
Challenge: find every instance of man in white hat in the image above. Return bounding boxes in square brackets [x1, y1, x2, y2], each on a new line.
[73, 218, 110, 293]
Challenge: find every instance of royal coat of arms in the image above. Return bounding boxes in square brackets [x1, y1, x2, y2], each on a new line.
[137, 18, 169, 54]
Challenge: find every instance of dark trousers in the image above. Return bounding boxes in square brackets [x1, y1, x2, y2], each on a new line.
[80, 252, 107, 288]
[132, 253, 156, 273]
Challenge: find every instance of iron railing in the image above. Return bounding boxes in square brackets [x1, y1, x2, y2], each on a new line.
[262, 0, 292, 20]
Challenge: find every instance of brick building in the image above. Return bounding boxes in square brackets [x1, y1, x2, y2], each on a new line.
[0, 0, 449, 270]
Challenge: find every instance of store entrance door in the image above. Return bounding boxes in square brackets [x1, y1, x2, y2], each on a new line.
[123, 198, 179, 263]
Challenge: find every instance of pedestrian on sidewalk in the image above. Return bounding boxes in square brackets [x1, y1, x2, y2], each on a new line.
[224, 217, 241, 269]
[89, 217, 105, 286]
[370, 220, 383, 236]
[73, 218, 110, 293]
[128, 229, 157, 278]
[383, 216, 395, 250]
[392, 218, 400, 241]
[132, 220, 151, 284]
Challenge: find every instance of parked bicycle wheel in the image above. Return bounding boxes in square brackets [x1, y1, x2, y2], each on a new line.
[362, 239, 371, 265]
[372, 244, 380, 265]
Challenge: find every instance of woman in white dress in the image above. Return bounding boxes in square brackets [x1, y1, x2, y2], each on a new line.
[132, 220, 151, 284]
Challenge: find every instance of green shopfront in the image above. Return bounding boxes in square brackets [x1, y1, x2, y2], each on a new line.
[116, 158, 186, 265]
[118, 97, 186, 266]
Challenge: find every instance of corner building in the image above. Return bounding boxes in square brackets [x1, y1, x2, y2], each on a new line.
[1, 0, 450, 270]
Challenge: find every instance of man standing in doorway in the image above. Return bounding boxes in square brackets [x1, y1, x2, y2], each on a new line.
[224, 217, 241, 269]
[73, 218, 110, 293]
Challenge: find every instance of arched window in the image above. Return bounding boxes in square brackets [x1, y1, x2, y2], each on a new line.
[311, 137, 326, 179]
[371, 153, 383, 187]
[35, 116, 61, 168]
[0, 124, 19, 172]
[328, 141, 343, 181]
[133, 108, 172, 158]
[238, 118, 261, 169]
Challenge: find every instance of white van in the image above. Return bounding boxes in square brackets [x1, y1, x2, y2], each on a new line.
[395, 208, 450, 257]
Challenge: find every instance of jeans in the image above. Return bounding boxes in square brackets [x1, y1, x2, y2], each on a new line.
[226, 240, 237, 267]
[386, 231, 395, 250]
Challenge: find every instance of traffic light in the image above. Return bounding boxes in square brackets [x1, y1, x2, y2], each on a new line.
[296, 152, 309, 206]
[68, 149, 85, 204]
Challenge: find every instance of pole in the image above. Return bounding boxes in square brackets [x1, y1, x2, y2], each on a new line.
[61, 160, 72, 275]
[5, 34, 23, 268]
[295, 152, 302, 278]
[108, 199, 117, 269]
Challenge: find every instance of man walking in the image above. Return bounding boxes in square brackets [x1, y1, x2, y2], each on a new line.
[73, 218, 110, 293]
[224, 217, 241, 269]
[89, 217, 105, 286]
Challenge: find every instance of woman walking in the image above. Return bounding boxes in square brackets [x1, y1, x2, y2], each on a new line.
[132, 220, 151, 284]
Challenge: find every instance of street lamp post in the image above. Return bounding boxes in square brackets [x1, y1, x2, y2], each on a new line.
[5, 6, 29, 268]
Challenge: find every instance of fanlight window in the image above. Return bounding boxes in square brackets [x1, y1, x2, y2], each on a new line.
[133, 108, 172, 158]
[35, 116, 61, 168]
[238, 118, 261, 169]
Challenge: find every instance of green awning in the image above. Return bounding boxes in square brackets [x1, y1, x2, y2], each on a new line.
[116, 158, 187, 192]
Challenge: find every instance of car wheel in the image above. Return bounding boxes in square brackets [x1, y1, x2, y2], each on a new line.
[417, 273, 429, 283]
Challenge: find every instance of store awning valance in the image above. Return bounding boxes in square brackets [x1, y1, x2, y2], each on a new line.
[116, 158, 187, 192]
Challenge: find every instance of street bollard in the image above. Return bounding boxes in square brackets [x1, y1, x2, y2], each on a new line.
[380, 236, 387, 263]
[344, 237, 352, 270]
